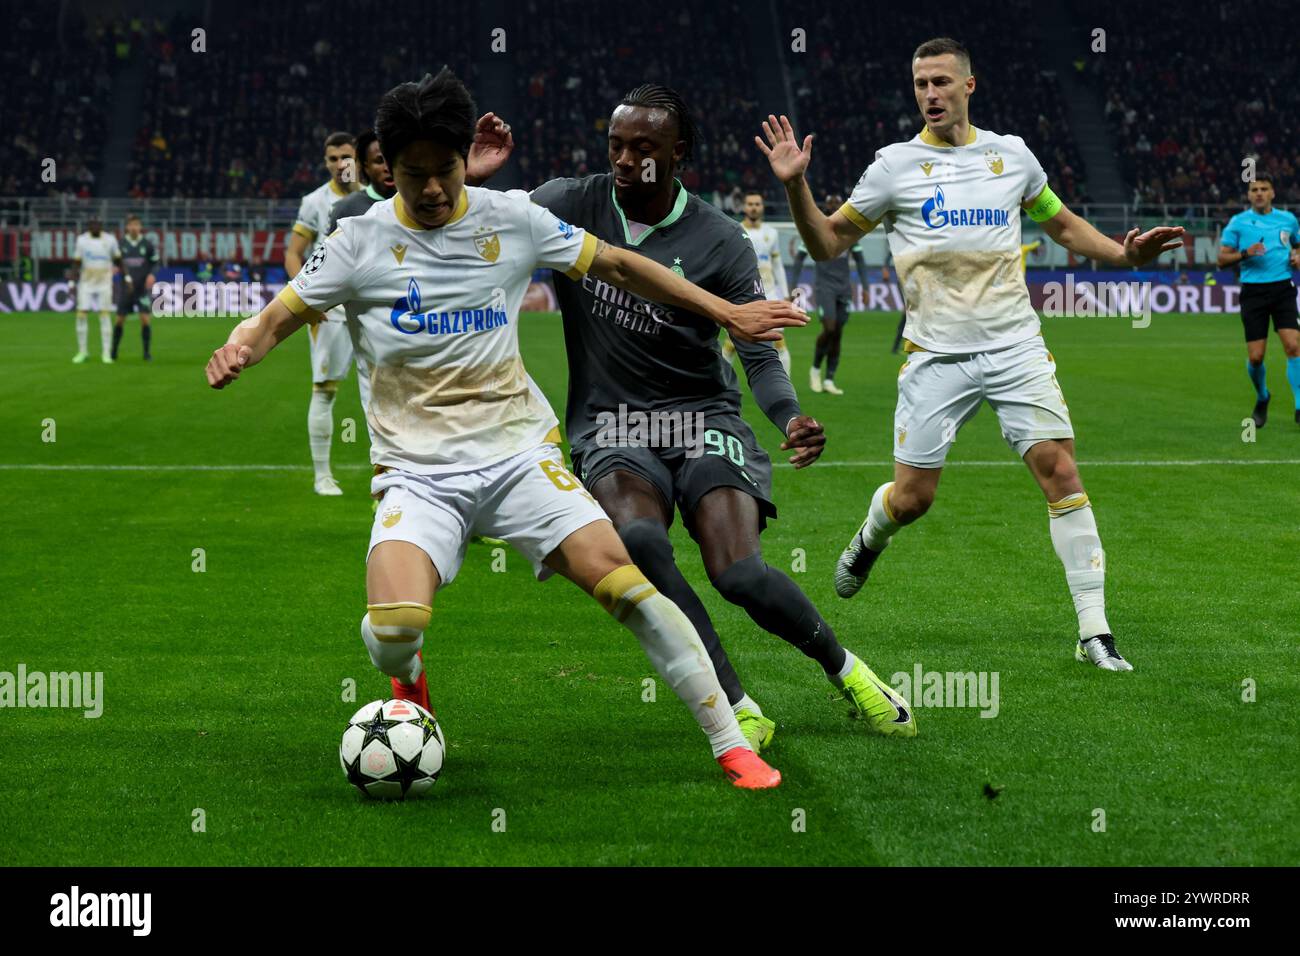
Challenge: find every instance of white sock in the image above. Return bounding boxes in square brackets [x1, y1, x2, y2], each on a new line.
[596, 567, 749, 758]
[861, 482, 901, 551]
[308, 388, 336, 479]
[76, 315, 88, 353]
[776, 340, 792, 376]
[99, 314, 112, 355]
[831, 650, 858, 685]
[1048, 493, 1111, 640]
[360, 610, 424, 684]
[732, 693, 762, 716]
[356, 358, 372, 415]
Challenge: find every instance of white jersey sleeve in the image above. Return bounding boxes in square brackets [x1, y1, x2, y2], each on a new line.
[107, 234, 121, 259]
[292, 193, 318, 244]
[73, 235, 83, 262]
[1020, 141, 1049, 203]
[285, 225, 358, 316]
[769, 237, 790, 298]
[521, 192, 598, 278]
[843, 151, 895, 232]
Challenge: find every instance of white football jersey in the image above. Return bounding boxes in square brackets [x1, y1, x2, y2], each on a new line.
[279, 187, 597, 475]
[741, 221, 789, 299]
[843, 126, 1048, 353]
[73, 232, 120, 283]
[292, 178, 351, 253]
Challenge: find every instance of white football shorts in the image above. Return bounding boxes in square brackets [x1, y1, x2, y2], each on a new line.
[76, 281, 114, 312]
[894, 334, 1074, 468]
[308, 307, 354, 384]
[367, 442, 610, 585]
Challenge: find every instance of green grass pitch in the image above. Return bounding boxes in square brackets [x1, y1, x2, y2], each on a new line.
[1, 308, 1296, 866]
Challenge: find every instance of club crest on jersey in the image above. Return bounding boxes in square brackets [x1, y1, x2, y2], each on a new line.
[984, 149, 1004, 175]
[671, 257, 685, 278]
[474, 230, 501, 263]
[381, 504, 402, 528]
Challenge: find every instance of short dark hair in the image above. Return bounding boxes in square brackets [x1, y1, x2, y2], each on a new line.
[125, 213, 141, 223]
[353, 129, 381, 183]
[913, 37, 972, 75]
[617, 84, 698, 162]
[1250, 173, 1274, 188]
[323, 131, 355, 151]
[376, 67, 477, 167]
[744, 191, 764, 200]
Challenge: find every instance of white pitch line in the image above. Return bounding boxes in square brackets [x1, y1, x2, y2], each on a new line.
[1, 459, 1297, 472]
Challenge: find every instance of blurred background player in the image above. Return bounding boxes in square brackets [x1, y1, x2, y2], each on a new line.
[762, 38, 1183, 672]
[71, 217, 121, 364]
[113, 214, 157, 361]
[722, 191, 793, 378]
[791, 192, 868, 394]
[1216, 175, 1300, 428]
[326, 129, 394, 233]
[285, 132, 360, 496]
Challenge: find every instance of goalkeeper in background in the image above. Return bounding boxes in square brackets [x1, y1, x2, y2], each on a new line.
[114, 214, 158, 361]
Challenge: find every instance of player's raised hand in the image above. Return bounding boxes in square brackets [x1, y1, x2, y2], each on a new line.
[206, 343, 252, 389]
[724, 298, 808, 343]
[781, 415, 825, 468]
[1121, 225, 1185, 267]
[756, 114, 813, 185]
[466, 112, 514, 184]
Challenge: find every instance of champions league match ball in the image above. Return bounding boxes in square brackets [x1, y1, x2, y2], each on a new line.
[340, 699, 446, 799]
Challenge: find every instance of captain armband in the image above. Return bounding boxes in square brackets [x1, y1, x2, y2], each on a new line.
[1026, 185, 1063, 223]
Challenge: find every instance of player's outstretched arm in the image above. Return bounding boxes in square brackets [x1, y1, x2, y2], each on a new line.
[1031, 188, 1184, 268]
[587, 240, 807, 342]
[756, 114, 865, 260]
[205, 298, 306, 389]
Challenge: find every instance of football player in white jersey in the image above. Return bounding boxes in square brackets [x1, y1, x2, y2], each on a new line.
[71, 218, 122, 364]
[722, 192, 793, 377]
[285, 132, 361, 495]
[759, 37, 1184, 672]
[207, 69, 808, 789]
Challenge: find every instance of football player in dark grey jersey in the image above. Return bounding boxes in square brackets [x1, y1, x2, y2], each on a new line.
[530, 85, 916, 746]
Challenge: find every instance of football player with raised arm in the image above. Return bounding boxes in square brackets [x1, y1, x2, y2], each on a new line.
[759, 37, 1184, 671]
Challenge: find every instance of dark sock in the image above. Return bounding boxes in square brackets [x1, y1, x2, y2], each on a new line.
[813, 331, 829, 370]
[712, 554, 847, 675]
[141, 324, 152, 357]
[826, 328, 844, 379]
[111, 323, 124, 358]
[620, 518, 746, 707]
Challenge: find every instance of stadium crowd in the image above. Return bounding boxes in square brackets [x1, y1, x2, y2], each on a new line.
[1077, 0, 1300, 208]
[5, 0, 1295, 213]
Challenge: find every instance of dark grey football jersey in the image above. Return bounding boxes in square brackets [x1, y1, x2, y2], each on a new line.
[530, 174, 801, 447]
[327, 186, 383, 234]
[119, 237, 157, 283]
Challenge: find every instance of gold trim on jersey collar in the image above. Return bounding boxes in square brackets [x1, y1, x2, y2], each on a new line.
[394, 190, 469, 230]
[919, 125, 978, 148]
